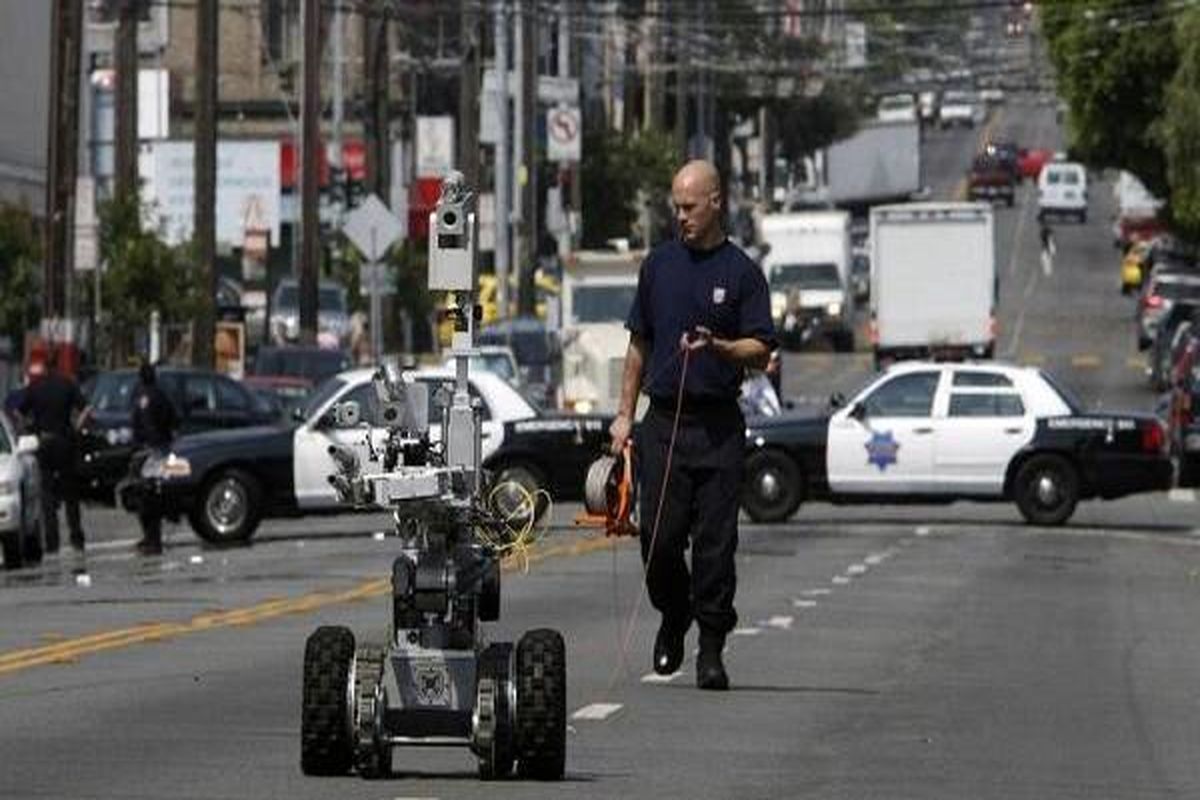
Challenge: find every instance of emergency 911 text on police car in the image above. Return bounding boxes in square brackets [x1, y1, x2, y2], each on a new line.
[741, 361, 1172, 526]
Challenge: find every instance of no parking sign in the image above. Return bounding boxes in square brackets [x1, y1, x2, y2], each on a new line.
[547, 105, 581, 163]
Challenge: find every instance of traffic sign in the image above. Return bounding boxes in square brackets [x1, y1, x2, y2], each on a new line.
[343, 193, 405, 262]
[547, 105, 581, 163]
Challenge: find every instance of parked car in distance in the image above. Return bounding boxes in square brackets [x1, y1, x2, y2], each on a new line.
[78, 366, 279, 503]
[1163, 322, 1200, 485]
[0, 413, 43, 569]
[1136, 270, 1200, 351]
[269, 278, 351, 348]
[251, 345, 353, 384]
[477, 316, 561, 410]
[1120, 240, 1152, 295]
[876, 93, 918, 123]
[938, 90, 978, 128]
[443, 345, 521, 386]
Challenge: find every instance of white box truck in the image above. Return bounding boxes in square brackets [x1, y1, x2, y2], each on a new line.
[558, 249, 643, 414]
[869, 202, 996, 367]
[789, 120, 923, 209]
[759, 211, 855, 351]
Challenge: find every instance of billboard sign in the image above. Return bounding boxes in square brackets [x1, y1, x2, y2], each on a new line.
[140, 140, 281, 247]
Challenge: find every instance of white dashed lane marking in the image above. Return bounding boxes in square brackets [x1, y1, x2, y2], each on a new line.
[1168, 489, 1196, 502]
[800, 588, 832, 597]
[845, 563, 869, 576]
[732, 627, 763, 637]
[571, 703, 623, 721]
[792, 599, 819, 609]
[832, 575, 851, 585]
[915, 526, 931, 537]
[765, 615, 794, 630]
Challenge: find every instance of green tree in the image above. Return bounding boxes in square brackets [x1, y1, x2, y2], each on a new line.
[86, 193, 199, 365]
[775, 85, 861, 165]
[1156, 7, 1200, 238]
[0, 204, 42, 349]
[1041, 0, 1177, 197]
[581, 127, 680, 248]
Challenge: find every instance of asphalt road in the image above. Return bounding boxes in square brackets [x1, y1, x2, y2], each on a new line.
[3, 92, 1200, 800]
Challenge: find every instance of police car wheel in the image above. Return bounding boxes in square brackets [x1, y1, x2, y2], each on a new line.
[489, 464, 549, 527]
[190, 469, 262, 546]
[742, 450, 803, 523]
[1, 530, 21, 570]
[1014, 455, 1079, 526]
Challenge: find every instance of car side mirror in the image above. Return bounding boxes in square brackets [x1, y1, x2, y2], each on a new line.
[829, 391, 846, 410]
[16, 434, 38, 455]
[291, 406, 307, 424]
[849, 402, 867, 422]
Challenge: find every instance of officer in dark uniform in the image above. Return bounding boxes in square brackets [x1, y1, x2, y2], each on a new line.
[130, 361, 178, 556]
[610, 160, 776, 690]
[18, 354, 89, 553]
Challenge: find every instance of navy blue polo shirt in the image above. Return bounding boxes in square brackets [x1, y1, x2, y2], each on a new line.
[626, 238, 776, 401]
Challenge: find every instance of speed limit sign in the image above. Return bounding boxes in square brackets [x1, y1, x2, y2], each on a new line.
[547, 105, 581, 163]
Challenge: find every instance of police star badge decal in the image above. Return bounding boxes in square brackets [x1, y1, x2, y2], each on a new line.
[865, 430, 900, 471]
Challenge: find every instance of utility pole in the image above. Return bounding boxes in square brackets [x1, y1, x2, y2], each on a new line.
[363, 5, 389, 200]
[44, 0, 83, 327]
[494, 0, 511, 322]
[330, 0, 344, 216]
[457, 0, 481, 190]
[562, 0, 581, 253]
[516, 0, 537, 317]
[299, 0, 322, 346]
[510, 0, 524, 320]
[673, 2, 689, 158]
[193, 0, 218, 369]
[114, 0, 139, 200]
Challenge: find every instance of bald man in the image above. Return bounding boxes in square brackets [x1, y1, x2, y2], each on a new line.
[610, 160, 777, 690]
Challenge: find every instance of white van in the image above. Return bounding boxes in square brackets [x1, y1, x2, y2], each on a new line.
[1037, 161, 1088, 223]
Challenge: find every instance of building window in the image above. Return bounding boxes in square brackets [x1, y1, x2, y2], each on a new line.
[262, 0, 299, 66]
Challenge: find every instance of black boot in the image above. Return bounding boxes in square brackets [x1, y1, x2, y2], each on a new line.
[652, 617, 689, 675]
[696, 634, 729, 691]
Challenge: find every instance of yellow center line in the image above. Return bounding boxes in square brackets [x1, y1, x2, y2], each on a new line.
[0, 534, 628, 677]
[1071, 354, 1101, 368]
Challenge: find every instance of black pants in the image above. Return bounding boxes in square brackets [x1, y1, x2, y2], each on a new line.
[129, 449, 163, 547]
[37, 436, 82, 551]
[636, 401, 744, 641]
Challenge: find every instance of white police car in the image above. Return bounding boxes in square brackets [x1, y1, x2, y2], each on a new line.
[124, 367, 612, 545]
[742, 361, 1171, 525]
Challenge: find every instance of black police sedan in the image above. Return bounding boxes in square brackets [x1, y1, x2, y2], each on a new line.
[120, 367, 612, 546]
[79, 367, 278, 503]
[741, 361, 1172, 526]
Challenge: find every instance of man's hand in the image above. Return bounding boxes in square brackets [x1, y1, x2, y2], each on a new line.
[680, 325, 715, 353]
[609, 412, 633, 456]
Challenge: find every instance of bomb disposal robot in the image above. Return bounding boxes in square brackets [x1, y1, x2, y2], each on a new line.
[299, 174, 566, 781]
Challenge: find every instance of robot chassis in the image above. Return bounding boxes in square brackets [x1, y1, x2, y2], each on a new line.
[299, 175, 566, 781]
